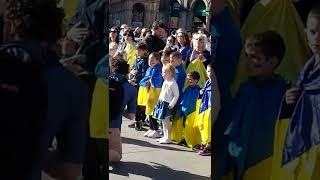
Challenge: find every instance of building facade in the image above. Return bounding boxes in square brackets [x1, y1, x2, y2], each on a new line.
[109, 0, 211, 32]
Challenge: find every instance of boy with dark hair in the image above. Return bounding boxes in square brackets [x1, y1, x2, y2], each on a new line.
[170, 51, 186, 94]
[224, 31, 288, 180]
[271, 4, 320, 179]
[128, 42, 149, 130]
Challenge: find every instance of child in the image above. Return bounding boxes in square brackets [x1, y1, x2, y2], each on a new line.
[224, 31, 287, 179]
[138, 52, 163, 138]
[166, 35, 179, 52]
[128, 42, 149, 131]
[160, 47, 172, 66]
[170, 51, 187, 94]
[271, 6, 320, 180]
[153, 64, 180, 144]
[175, 71, 202, 148]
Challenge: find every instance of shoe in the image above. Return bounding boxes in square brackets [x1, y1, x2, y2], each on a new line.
[156, 137, 166, 142]
[128, 123, 135, 128]
[144, 130, 153, 137]
[135, 122, 142, 131]
[197, 149, 211, 156]
[148, 130, 162, 138]
[159, 138, 171, 144]
[159, 130, 163, 135]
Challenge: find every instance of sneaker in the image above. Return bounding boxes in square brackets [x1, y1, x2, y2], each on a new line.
[159, 130, 163, 135]
[128, 123, 135, 128]
[148, 130, 162, 138]
[144, 130, 153, 137]
[159, 138, 171, 144]
[197, 149, 211, 156]
[135, 122, 142, 131]
[156, 137, 166, 142]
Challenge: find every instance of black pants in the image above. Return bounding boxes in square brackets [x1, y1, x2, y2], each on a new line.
[136, 105, 146, 122]
[149, 116, 159, 130]
[82, 138, 107, 180]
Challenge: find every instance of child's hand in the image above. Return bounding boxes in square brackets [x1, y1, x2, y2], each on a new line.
[146, 80, 151, 92]
[198, 54, 206, 61]
[199, 89, 204, 95]
[285, 87, 300, 105]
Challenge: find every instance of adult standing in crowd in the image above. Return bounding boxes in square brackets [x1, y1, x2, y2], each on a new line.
[186, 33, 211, 68]
[143, 21, 166, 53]
[176, 30, 192, 62]
[109, 26, 120, 57]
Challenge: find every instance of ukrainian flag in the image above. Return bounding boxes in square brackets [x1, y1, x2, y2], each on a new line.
[171, 86, 202, 147]
[183, 59, 208, 91]
[270, 57, 320, 180]
[138, 64, 163, 116]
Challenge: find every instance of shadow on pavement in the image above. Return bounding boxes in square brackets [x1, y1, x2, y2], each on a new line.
[122, 137, 192, 152]
[109, 161, 210, 180]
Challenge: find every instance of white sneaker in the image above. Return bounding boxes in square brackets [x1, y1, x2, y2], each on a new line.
[159, 130, 164, 135]
[148, 130, 162, 138]
[159, 138, 171, 144]
[144, 130, 153, 137]
[156, 137, 166, 142]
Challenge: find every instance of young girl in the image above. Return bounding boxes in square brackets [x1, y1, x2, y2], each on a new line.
[138, 52, 163, 138]
[166, 35, 179, 52]
[153, 64, 180, 144]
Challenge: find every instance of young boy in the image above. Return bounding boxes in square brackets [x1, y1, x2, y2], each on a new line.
[271, 5, 320, 180]
[175, 71, 202, 147]
[128, 42, 149, 130]
[170, 51, 187, 94]
[224, 31, 287, 179]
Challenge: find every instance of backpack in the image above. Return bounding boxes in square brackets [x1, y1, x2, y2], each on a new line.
[109, 75, 125, 122]
[0, 41, 47, 178]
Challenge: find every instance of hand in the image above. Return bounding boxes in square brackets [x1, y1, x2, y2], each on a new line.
[168, 105, 174, 109]
[199, 89, 204, 95]
[146, 80, 151, 91]
[60, 55, 86, 75]
[67, 22, 89, 43]
[285, 87, 300, 105]
[198, 54, 205, 61]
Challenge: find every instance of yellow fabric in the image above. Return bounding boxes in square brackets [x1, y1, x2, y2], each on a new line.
[184, 112, 202, 148]
[231, 0, 311, 96]
[137, 86, 148, 106]
[62, 0, 79, 22]
[243, 156, 273, 180]
[197, 107, 211, 144]
[145, 88, 161, 116]
[171, 117, 185, 143]
[89, 79, 108, 139]
[184, 59, 208, 91]
[124, 42, 137, 68]
[270, 118, 320, 180]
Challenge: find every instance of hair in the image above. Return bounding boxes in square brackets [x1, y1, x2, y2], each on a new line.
[198, 27, 210, 37]
[163, 63, 175, 75]
[192, 33, 208, 50]
[109, 27, 120, 43]
[188, 71, 200, 81]
[134, 27, 141, 38]
[136, 42, 148, 50]
[246, 31, 286, 67]
[6, 0, 65, 44]
[160, 47, 173, 57]
[170, 51, 182, 60]
[152, 20, 166, 30]
[149, 52, 161, 62]
[110, 57, 129, 75]
[167, 35, 176, 42]
[309, 3, 320, 18]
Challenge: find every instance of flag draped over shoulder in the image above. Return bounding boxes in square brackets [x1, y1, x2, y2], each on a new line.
[271, 57, 320, 180]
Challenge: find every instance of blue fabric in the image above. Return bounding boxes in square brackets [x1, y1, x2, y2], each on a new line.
[224, 76, 286, 180]
[95, 54, 108, 83]
[153, 100, 172, 120]
[282, 56, 320, 165]
[139, 63, 163, 88]
[175, 64, 186, 94]
[178, 85, 201, 120]
[199, 79, 212, 113]
[180, 45, 192, 62]
[109, 74, 137, 128]
[132, 57, 149, 84]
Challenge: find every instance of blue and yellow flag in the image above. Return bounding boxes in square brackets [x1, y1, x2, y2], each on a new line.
[137, 64, 163, 115]
[224, 76, 286, 180]
[270, 57, 320, 180]
[183, 59, 208, 91]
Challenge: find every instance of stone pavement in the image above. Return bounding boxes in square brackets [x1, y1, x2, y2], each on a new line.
[109, 118, 211, 180]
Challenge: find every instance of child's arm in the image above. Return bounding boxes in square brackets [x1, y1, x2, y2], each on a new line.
[168, 82, 180, 109]
[212, 70, 221, 125]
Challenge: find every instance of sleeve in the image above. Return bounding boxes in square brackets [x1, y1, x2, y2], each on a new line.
[126, 86, 137, 114]
[59, 81, 89, 163]
[144, 36, 153, 52]
[212, 70, 221, 125]
[169, 82, 180, 107]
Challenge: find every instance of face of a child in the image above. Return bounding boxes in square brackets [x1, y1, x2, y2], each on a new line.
[162, 69, 173, 80]
[148, 55, 160, 67]
[187, 75, 198, 86]
[167, 37, 174, 46]
[206, 66, 212, 79]
[161, 55, 170, 65]
[170, 56, 182, 67]
[136, 48, 146, 58]
[245, 42, 276, 78]
[306, 16, 320, 54]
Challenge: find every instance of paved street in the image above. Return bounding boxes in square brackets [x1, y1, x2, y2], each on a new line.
[109, 118, 211, 180]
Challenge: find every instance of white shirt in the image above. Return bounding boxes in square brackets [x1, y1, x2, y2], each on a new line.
[158, 79, 180, 107]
